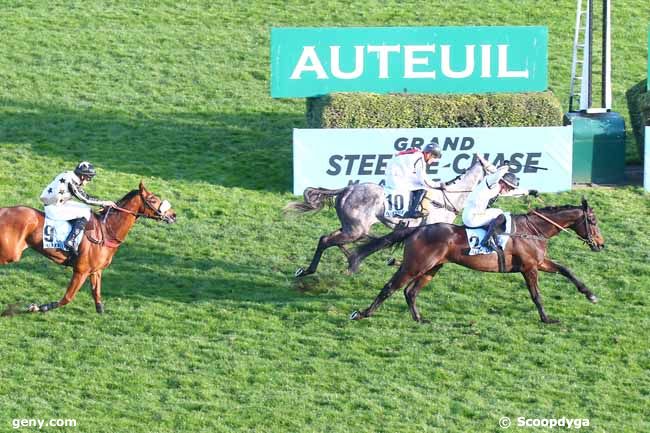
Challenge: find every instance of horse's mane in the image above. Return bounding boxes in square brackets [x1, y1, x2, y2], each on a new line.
[528, 204, 580, 215]
[97, 189, 139, 217]
[443, 160, 484, 190]
[117, 189, 140, 205]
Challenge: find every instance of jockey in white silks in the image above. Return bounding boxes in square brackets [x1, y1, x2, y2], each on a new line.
[40, 161, 117, 253]
[462, 164, 538, 249]
[384, 143, 443, 219]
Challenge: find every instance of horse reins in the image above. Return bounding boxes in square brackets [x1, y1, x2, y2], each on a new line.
[93, 195, 171, 247]
[530, 209, 597, 248]
[427, 158, 494, 215]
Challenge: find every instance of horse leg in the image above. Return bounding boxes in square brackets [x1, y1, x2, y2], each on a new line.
[296, 229, 362, 277]
[39, 270, 90, 312]
[350, 266, 413, 320]
[90, 271, 104, 314]
[539, 259, 598, 303]
[337, 244, 352, 259]
[521, 269, 558, 324]
[404, 265, 443, 323]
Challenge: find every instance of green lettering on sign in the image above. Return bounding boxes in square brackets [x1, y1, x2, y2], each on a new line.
[271, 26, 548, 98]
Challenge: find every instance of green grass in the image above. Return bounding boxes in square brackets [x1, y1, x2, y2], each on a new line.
[0, 2, 648, 432]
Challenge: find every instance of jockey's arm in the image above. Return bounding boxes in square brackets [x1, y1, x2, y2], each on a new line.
[485, 165, 509, 188]
[68, 182, 107, 207]
[502, 187, 537, 198]
[475, 154, 497, 174]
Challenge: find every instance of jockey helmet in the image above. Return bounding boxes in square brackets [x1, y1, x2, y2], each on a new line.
[74, 161, 97, 178]
[501, 172, 519, 189]
[422, 143, 442, 158]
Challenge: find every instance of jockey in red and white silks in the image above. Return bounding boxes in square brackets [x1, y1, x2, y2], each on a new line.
[462, 164, 537, 228]
[384, 143, 442, 218]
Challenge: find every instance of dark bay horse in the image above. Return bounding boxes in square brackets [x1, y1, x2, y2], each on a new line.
[285, 156, 494, 278]
[348, 199, 604, 324]
[0, 181, 176, 314]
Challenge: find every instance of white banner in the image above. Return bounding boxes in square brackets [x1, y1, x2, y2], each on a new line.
[293, 126, 573, 195]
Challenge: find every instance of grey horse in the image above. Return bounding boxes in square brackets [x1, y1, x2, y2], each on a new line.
[285, 155, 494, 277]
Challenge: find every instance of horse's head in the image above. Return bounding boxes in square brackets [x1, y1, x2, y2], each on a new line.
[136, 181, 177, 224]
[573, 198, 605, 252]
[443, 154, 491, 193]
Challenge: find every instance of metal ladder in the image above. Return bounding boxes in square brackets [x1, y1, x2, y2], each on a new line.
[568, 0, 591, 112]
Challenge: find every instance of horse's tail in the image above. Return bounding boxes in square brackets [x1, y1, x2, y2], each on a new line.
[283, 187, 346, 215]
[348, 226, 420, 274]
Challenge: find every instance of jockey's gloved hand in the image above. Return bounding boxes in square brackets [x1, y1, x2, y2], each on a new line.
[528, 189, 539, 197]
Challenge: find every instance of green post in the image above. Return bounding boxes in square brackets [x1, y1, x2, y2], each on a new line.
[563, 111, 626, 184]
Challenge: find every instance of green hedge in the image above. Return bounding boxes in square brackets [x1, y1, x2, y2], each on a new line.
[626, 79, 650, 157]
[306, 91, 564, 128]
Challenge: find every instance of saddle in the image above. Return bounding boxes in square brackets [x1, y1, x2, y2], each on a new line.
[84, 213, 104, 245]
[85, 212, 121, 248]
[464, 213, 513, 272]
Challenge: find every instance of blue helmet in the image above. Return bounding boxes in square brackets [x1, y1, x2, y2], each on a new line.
[501, 172, 519, 188]
[422, 143, 442, 158]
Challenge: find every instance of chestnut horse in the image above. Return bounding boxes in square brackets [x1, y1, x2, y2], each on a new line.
[0, 181, 176, 314]
[348, 199, 604, 324]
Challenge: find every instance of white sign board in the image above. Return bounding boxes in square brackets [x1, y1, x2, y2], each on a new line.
[293, 127, 573, 195]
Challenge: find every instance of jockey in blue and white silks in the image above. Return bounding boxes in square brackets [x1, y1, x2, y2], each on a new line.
[384, 143, 443, 218]
[40, 161, 117, 252]
[462, 164, 538, 249]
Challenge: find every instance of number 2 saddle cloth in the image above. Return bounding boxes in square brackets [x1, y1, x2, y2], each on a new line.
[465, 213, 513, 256]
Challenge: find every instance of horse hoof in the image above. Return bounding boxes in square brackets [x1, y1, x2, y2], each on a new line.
[543, 318, 561, 325]
[350, 310, 362, 320]
[96, 303, 105, 314]
[588, 295, 598, 304]
[386, 257, 396, 266]
[39, 301, 59, 313]
[294, 267, 305, 278]
[27, 304, 40, 313]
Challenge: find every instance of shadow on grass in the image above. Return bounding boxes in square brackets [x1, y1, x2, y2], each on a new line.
[0, 99, 305, 192]
[625, 79, 648, 159]
[1, 246, 344, 309]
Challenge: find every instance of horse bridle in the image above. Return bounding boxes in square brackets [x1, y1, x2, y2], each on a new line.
[103, 193, 172, 223]
[580, 209, 598, 249]
[530, 209, 598, 249]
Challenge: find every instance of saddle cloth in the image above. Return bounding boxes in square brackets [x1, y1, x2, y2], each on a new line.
[42, 217, 83, 250]
[465, 213, 512, 256]
[383, 186, 411, 219]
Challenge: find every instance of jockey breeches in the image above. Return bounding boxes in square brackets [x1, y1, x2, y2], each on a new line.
[44, 202, 91, 221]
[462, 207, 504, 228]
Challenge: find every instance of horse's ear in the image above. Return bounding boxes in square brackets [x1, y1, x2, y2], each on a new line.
[581, 196, 588, 210]
[139, 180, 147, 193]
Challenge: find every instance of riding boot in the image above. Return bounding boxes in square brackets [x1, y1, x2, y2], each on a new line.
[480, 214, 506, 250]
[63, 217, 88, 253]
[403, 190, 426, 219]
